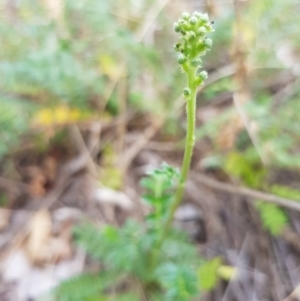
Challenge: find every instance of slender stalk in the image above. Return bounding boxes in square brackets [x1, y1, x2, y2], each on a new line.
[159, 67, 197, 243]
[149, 67, 197, 267]
[152, 68, 197, 250]
[148, 11, 213, 271]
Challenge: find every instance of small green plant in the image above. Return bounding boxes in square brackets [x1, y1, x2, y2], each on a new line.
[55, 11, 214, 301]
[55, 164, 201, 301]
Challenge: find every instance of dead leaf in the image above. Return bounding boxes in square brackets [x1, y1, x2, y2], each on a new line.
[43, 156, 57, 183]
[25, 166, 47, 197]
[25, 210, 52, 265]
[93, 187, 133, 210]
[2, 249, 85, 301]
[24, 209, 74, 265]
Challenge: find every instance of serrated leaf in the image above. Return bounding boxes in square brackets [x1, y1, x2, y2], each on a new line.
[55, 272, 110, 301]
[156, 263, 199, 301]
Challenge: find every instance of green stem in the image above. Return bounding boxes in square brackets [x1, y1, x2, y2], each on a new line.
[150, 66, 197, 266]
[162, 67, 196, 234]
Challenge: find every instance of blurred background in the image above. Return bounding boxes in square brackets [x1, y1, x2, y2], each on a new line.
[1, 0, 300, 300]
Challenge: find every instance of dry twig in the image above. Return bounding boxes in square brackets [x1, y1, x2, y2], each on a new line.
[192, 172, 300, 212]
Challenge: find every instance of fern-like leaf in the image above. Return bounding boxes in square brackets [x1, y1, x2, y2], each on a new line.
[55, 272, 112, 301]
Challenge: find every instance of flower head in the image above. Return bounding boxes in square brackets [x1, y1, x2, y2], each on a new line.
[174, 11, 213, 86]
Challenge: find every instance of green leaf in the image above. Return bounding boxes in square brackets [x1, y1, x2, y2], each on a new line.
[255, 201, 288, 235]
[224, 152, 265, 188]
[198, 257, 222, 291]
[270, 185, 300, 201]
[141, 163, 179, 224]
[156, 263, 199, 301]
[55, 272, 110, 301]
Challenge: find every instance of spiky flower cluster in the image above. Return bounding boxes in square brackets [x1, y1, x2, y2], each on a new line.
[174, 12, 214, 88]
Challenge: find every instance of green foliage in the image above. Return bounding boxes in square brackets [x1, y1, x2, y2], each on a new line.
[224, 151, 289, 235]
[0, 97, 32, 159]
[198, 94, 300, 170]
[56, 277, 139, 301]
[246, 98, 300, 168]
[0, 0, 182, 157]
[100, 145, 123, 189]
[55, 272, 115, 301]
[224, 151, 265, 189]
[221, 152, 291, 236]
[56, 163, 204, 300]
[155, 263, 198, 301]
[198, 100, 300, 235]
[74, 221, 153, 281]
[196, 0, 300, 170]
[270, 185, 300, 201]
[141, 163, 179, 229]
[254, 185, 300, 235]
[244, 0, 300, 66]
[198, 257, 222, 291]
[255, 202, 288, 235]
